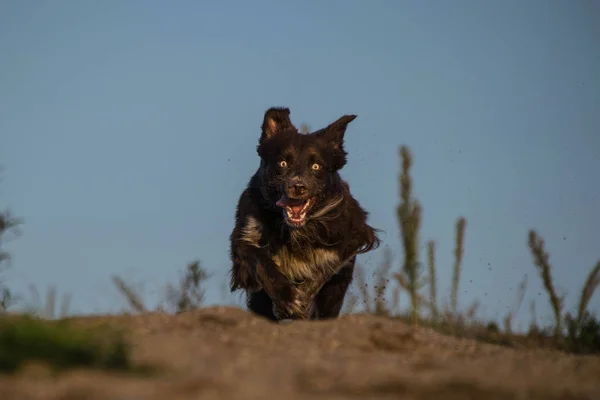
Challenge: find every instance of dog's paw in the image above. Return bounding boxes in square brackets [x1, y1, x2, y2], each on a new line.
[273, 297, 307, 320]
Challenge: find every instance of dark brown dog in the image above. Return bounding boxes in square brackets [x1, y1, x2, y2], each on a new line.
[229, 107, 380, 321]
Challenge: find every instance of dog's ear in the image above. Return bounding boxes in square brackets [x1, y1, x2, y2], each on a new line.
[315, 114, 356, 170]
[317, 114, 356, 150]
[261, 107, 296, 140]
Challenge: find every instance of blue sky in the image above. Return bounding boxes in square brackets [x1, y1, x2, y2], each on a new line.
[1, 0, 599, 330]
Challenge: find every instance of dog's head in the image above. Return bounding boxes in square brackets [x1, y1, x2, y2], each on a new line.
[256, 107, 356, 228]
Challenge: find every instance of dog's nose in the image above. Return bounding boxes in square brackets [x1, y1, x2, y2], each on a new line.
[292, 183, 306, 196]
[292, 183, 306, 195]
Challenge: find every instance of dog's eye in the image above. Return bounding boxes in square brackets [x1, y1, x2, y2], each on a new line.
[278, 160, 287, 168]
[311, 163, 321, 171]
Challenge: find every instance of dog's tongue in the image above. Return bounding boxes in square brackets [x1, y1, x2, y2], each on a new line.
[276, 195, 305, 216]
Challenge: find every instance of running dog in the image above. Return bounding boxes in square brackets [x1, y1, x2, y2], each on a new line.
[229, 107, 380, 321]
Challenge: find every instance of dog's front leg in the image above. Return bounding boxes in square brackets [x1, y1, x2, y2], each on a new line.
[299, 255, 357, 317]
[230, 247, 261, 293]
[253, 254, 309, 319]
[314, 260, 356, 318]
[231, 241, 306, 319]
[299, 274, 334, 313]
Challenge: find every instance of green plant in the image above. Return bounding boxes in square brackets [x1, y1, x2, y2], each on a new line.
[0, 315, 133, 373]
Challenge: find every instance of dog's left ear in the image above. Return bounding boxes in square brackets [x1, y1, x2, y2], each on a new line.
[317, 114, 357, 150]
[315, 114, 356, 170]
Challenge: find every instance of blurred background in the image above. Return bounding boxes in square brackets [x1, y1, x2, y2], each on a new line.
[1, 0, 599, 332]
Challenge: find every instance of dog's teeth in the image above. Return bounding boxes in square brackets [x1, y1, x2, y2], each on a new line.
[301, 199, 310, 212]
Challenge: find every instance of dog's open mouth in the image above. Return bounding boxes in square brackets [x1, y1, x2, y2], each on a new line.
[276, 195, 314, 227]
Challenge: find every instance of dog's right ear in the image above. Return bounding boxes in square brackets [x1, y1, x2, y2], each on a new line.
[260, 107, 295, 141]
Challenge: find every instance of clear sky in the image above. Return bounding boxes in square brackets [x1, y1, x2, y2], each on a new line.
[1, 0, 599, 331]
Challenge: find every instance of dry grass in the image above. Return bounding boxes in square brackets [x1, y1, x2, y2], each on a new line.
[503, 275, 528, 334]
[112, 261, 210, 315]
[527, 230, 564, 338]
[344, 248, 397, 316]
[347, 144, 600, 354]
[0, 210, 22, 312]
[394, 146, 426, 325]
[577, 261, 600, 327]
[451, 217, 466, 318]
[24, 285, 72, 320]
[427, 240, 438, 321]
[526, 229, 600, 350]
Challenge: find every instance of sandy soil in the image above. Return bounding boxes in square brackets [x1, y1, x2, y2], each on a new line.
[1, 306, 599, 400]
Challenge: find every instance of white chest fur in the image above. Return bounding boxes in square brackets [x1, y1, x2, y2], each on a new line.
[271, 246, 341, 282]
[240, 216, 347, 282]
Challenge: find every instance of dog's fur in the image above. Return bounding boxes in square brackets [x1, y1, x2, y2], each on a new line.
[229, 107, 380, 321]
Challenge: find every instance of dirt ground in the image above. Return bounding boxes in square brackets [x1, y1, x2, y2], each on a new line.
[1, 306, 599, 400]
